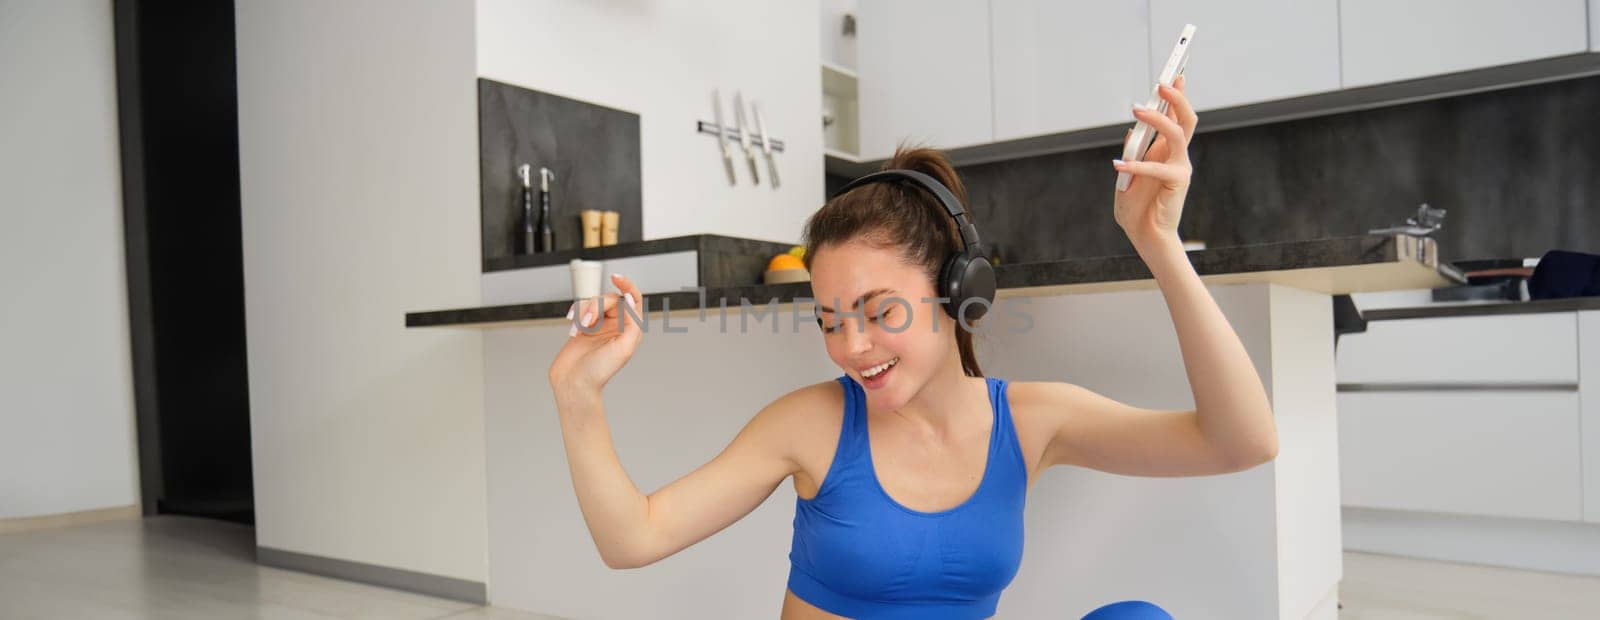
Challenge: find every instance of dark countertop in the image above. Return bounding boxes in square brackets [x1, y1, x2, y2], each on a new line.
[1362, 296, 1600, 321]
[483, 233, 796, 274]
[409, 234, 1461, 328]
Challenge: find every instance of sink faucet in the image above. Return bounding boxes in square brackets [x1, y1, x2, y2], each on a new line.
[1368, 203, 1447, 237]
[1369, 204, 1447, 267]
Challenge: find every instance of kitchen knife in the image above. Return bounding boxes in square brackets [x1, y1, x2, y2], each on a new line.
[733, 91, 760, 184]
[712, 89, 736, 184]
[753, 102, 780, 189]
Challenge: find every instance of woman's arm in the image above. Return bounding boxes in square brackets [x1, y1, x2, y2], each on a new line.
[1136, 231, 1277, 468]
[1028, 235, 1277, 477]
[1031, 76, 1276, 477]
[553, 386, 802, 569]
[547, 274, 806, 569]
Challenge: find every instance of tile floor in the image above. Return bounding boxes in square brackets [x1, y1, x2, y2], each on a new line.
[4, 515, 1600, 619]
[1337, 550, 1600, 619]
[0, 516, 557, 620]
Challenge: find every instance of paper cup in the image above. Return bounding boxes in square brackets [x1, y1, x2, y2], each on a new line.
[569, 259, 604, 303]
[581, 210, 603, 248]
[601, 210, 620, 246]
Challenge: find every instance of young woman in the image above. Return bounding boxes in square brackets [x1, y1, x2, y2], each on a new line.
[546, 77, 1276, 620]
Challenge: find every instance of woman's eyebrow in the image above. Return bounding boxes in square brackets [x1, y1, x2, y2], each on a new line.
[816, 288, 895, 314]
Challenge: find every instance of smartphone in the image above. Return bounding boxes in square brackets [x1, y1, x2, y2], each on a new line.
[1117, 24, 1196, 192]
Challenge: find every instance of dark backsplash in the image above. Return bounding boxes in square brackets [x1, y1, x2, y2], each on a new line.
[832, 75, 1600, 266]
[479, 79, 642, 268]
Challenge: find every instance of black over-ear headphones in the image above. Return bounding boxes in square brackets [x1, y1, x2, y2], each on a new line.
[830, 169, 997, 322]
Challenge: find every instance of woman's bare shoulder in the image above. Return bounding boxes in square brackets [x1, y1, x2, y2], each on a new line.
[999, 380, 1087, 467]
[1005, 379, 1090, 413]
[757, 379, 845, 429]
[1003, 380, 1113, 433]
[742, 379, 847, 469]
[763, 380, 849, 495]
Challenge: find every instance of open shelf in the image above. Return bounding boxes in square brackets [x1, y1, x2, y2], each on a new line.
[821, 63, 859, 160]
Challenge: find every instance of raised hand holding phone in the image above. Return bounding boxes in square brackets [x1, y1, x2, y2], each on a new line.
[1111, 25, 1199, 249]
[1116, 24, 1195, 193]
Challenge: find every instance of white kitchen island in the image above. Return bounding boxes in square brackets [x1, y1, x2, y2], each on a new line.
[409, 234, 1457, 619]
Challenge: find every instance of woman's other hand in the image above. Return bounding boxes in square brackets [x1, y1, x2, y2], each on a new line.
[1113, 75, 1198, 249]
[548, 273, 645, 398]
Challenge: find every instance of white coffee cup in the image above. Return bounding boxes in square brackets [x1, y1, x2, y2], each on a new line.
[569, 259, 604, 303]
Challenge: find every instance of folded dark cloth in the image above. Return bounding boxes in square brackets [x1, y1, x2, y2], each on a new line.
[1529, 250, 1600, 300]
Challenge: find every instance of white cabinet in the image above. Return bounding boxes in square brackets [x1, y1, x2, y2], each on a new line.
[1582, 311, 1600, 523]
[1339, 391, 1583, 521]
[857, 0, 993, 160]
[989, 0, 1151, 141]
[848, 0, 1599, 160]
[1339, 0, 1591, 88]
[1336, 313, 1579, 386]
[1146, 0, 1341, 111]
[1337, 310, 1595, 525]
[1592, 0, 1600, 52]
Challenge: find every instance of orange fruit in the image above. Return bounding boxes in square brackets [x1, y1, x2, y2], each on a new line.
[767, 254, 805, 271]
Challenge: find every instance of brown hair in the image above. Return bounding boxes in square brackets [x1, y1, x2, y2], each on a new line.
[802, 146, 983, 377]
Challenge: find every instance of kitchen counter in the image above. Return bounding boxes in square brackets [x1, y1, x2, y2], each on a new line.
[409, 234, 1461, 328]
[1362, 295, 1600, 321]
[481, 233, 795, 273]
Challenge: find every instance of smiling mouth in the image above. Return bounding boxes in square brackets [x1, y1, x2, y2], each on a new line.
[861, 356, 899, 379]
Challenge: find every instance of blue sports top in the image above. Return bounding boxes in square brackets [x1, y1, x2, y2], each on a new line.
[787, 374, 1028, 619]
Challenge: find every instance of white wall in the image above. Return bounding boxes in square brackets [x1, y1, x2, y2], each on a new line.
[0, 0, 141, 520]
[235, 0, 489, 582]
[475, 0, 825, 246]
